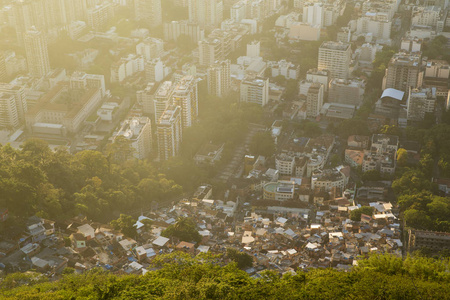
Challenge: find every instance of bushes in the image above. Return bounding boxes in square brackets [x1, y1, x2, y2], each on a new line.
[1, 254, 449, 299]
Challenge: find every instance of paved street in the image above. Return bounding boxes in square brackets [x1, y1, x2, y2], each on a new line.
[215, 123, 266, 182]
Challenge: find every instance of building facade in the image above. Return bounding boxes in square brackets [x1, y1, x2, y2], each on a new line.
[207, 60, 231, 97]
[157, 105, 183, 161]
[318, 41, 352, 79]
[24, 27, 51, 78]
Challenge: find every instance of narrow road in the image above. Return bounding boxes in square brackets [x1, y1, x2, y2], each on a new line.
[215, 123, 266, 182]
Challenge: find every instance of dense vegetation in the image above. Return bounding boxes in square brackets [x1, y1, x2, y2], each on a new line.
[0, 139, 182, 226]
[391, 123, 450, 232]
[1, 253, 449, 299]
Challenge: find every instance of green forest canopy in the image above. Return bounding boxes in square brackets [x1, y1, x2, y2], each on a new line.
[1, 253, 449, 299]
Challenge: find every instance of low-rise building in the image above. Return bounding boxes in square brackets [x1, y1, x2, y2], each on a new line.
[311, 169, 346, 192]
[194, 143, 224, 165]
[263, 181, 296, 201]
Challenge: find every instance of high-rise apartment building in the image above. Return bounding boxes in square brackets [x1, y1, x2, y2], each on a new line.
[24, 27, 51, 78]
[247, 41, 260, 57]
[114, 117, 152, 160]
[70, 71, 106, 96]
[172, 75, 198, 129]
[198, 37, 225, 66]
[135, 0, 162, 28]
[164, 20, 205, 44]
[11, 0, 46, 45]
[303, 2, 324, 28]
[87, 1, 115, 30]
[136, 37, 164, 61]
[240, 76, 269, 106]
[306, 83, 324, 118]
[145, 58, 165, 83]
[157, 105, 183, 161]
[207, 60, 231, 98]
[318, 41, 352, 79]
[188, 0, 223, 27]
[0, 52, 6, 82]
[0, 83, 27, 123]
[136, 83, 157, 115]
[154, 81, 174, 122]
[0, 93, 20, 128]
[382, 52, 423, 92]
[407, 87, 436, 122]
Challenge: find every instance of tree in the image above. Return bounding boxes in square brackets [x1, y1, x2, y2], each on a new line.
[329, 154, 342, 168]
[105, 136, 135, 164]
[392, 169, 435, 196]
[250, 132, 276, 158]
[226, 248, 253, 270]
[362, 169, 382, 182]
[350, 206, 374, 221]
[110, 214, 137, 238]
[161, 217, 201, 243]
[397, 148, 408, 167]
[380, 125, 401, 136]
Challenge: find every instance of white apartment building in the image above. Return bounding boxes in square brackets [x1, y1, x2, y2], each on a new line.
[303, 2, 324, 28]
[306, 68, 329, 92]
[136, 83, 157, 115]
[172, 75, 198, 128]
[164, 20, 205, 44]
[145, 58, 168, 83]
[70, 72, 106, 96]
[269, 60, 299, 80]
[0, 93, 20, 128]
[240, 76, 269, 106]
[110, 54, 145, 83]
[306, 83, 324, 118]
[328, 79, 365, 107]
[87, 2, 115, 30]
[24, 27, 51, 78]
[134, 0, 162, 27]
[247, 41, 260, 58]
[311, 170, 346, 192]
[407, 87, 436, 122]
[356, 13, 392, 40]
[114, 117, 152, 160]
[154, 81, 174, 122]
[136, 37, 164, 61]
[411, 6, 442, 29]
[318, 41, 352, 79]
[188, 0, 223, 27]
[207, 60, 231, 97]
[157, 105, 183, 161]
[382, 51, 422, 91]
[0, 83, 27, 124]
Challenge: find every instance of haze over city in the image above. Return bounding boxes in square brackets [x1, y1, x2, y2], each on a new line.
[0, 0, 449, 298]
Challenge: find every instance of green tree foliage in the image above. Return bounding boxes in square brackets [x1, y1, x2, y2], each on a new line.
[226, 248, 253, 270]
[422, 35, 450, 61]
[1, 254, 449, 299]
[366, 48, 396, 92]
[336, 119, 370, 138]
[0, 141, 182, 224]
[250, 132, 275, 158]
[350, 206, 374, 221]
[161, 217, 201, 243]
[361, 169, 382, 182]
[392, 169, 435, 196]
[110, 214, 137, 238]
[398, 191, 450, 231]
[105, 135, 135, 164]
[396, 148, 408, 167]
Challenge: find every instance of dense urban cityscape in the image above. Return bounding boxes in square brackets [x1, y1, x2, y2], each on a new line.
[0, 0, 449, 298]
